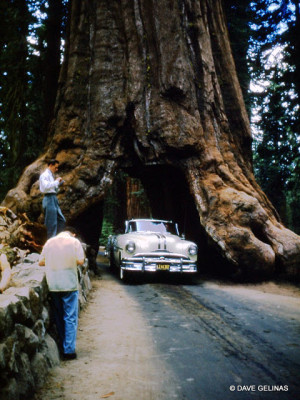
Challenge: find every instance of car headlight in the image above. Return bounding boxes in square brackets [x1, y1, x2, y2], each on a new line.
[125, 241, 136, 254]
[188, 244, 197, 256]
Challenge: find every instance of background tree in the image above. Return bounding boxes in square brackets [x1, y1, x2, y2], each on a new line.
[0, 0, 67, 200]
[249, 0, 300, 233]
[43, 0, 66, 136]
[224, 0, 253, 113]
[100, 172, 151, 246]
[0, 0, 32, 197]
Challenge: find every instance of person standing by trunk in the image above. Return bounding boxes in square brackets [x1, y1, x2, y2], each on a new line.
[39, 159, 66, 238]
[39, 227, 85, 360]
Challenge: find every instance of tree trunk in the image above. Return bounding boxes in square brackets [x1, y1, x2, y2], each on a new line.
[3, 0, 300, 280]
[43, 0, 64, 136]
[126, 177, 151, 220]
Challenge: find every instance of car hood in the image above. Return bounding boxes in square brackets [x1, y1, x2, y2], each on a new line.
[118, 232, 195, 254]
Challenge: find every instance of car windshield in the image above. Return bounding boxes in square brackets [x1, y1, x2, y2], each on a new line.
[127, 220, 178, 235]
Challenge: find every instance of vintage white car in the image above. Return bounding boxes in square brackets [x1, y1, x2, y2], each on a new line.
[107, 219, 198, 280]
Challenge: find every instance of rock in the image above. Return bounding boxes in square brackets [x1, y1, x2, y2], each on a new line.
[33, 319, 46, 339]
[15, 324, 39, 356]
[0, 378, 19, 400]
[0, 342, 9, 370]
[0, 303, 14, 339]
[0, 205, 91, 400]
[40, 334, 60, 368]
[0, 207, 46, 257]
[30, 353, 49, 388]
[0, 259, 91, 399]
[23, 253, 40, 264]
[15, 352, 35, 398]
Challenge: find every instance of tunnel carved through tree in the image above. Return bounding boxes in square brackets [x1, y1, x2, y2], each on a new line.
[2, 0, 300, 280]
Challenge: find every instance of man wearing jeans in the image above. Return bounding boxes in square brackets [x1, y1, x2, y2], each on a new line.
[39, 228, 85, 360]
[39, 159, 66, 238]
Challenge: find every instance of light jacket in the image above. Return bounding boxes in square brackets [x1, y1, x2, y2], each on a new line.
[39, 232, 85, 291]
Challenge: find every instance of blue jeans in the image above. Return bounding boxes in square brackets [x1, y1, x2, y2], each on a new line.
[50, 291, 79, 355]
[42, 194, 66, 238]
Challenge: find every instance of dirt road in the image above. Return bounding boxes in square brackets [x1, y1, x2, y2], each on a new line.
[33, 270, 177, 400]
[33, 262, 300, 400]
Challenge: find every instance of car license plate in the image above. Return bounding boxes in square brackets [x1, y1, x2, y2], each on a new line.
[157, 263, 170, 271]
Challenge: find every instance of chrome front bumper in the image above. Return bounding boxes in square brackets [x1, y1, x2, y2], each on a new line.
[121, 255, 197, 273]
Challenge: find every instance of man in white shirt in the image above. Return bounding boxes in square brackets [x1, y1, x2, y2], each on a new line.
[39, 228, 85, 360]
[39, 159, 66, 238]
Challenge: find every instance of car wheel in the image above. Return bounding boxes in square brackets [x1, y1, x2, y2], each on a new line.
[109, 250, 115, 269]
[120, 268, 126, 280]
[120, 268, 131, 282]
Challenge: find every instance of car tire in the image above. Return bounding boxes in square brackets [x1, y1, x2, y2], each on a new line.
[120, 267, 126, 280]
[120, 268, 131, 282]
[109, 250, 115, 269]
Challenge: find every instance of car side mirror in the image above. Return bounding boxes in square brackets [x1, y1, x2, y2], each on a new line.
[181, 233, 185, 240]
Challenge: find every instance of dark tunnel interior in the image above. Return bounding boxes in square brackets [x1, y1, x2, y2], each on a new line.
[69, 163, 231, 276]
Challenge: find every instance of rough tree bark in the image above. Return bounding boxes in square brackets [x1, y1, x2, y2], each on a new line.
[43, 0, 64, 137]
[2, 0, 300, 279]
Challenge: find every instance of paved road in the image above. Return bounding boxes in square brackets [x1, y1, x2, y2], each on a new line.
[34, 260, 300, 400]
[114, 270, 300, 400]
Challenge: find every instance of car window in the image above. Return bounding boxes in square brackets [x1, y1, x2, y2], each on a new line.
[128, 222, 137, 232]
[135, 221, 177, 234]
[164, 223, 178, 235]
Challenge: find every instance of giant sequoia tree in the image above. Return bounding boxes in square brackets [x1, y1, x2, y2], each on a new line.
[3, 0, 300, 279]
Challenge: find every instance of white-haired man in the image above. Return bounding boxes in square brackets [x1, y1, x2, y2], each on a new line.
[39, 227, 85, 360]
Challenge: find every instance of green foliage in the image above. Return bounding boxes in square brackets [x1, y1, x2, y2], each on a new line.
[0, 0, 33, 198]
[99, 171, 127, 246]
[249, 0, 300, 233]
[0, 0, 67, 201]
[99, 219, 114, 247]
[99, 171, 151, 245]
[225, 0, 300, 233]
